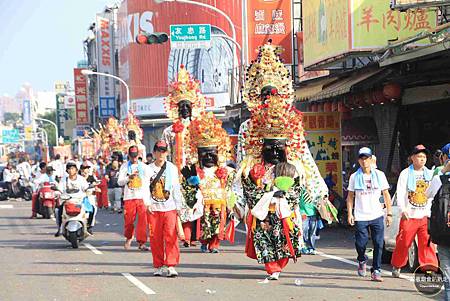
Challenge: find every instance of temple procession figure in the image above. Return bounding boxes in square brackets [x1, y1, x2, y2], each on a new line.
[162, 64, 206, 170]
[180, 112, 236, 253]
[237, 42, 330, 281]
[123, 112, 146, 161]
[93, 116, 126, 159]
[162, 65, 207, 246]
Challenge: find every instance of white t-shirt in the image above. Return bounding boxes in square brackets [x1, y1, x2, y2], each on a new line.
[59, 175, 89, 199]
[396, 168, 432, 219]
[348, 169, 390, 221]
[117, 161, 151, 203]
[148, 161, 182, 212]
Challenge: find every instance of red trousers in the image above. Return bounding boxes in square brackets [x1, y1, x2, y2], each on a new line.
[96, 179, 109, 208]
[123, 199, 147, 244]
[391, 217, 438, 269]
[265, 258, 289, 275]
[182, 222, 192, 242]
[148, 210, 180, 268]
[201, 235, 220, 251]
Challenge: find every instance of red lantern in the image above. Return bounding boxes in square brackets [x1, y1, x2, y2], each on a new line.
[383, 83, 402, 100]
[324, 102, 332, 112]
[331, 100, 338, 112]
[372, 90, 386, 104]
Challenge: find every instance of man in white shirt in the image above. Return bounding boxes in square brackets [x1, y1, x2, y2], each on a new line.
[391, 145, 438, 278]
[49, 154, 64, 181]
[347, 147, 392, 282]
[118, 145, 151, 251]
[147, 140, 183, 277]
[17, 157, 32, 181]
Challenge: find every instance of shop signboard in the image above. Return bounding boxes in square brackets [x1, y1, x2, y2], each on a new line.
[302, 0, 437, 68]
[303, 112, 343, 195]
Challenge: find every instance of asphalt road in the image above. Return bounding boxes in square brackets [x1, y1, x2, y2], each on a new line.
[0, 200, 442, 301]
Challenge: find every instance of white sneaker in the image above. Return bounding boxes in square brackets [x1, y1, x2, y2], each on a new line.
[153, 267, 165, 277]
[392, 267, 401, 278]
[167, 266, 178, 277]
[267, 272, 280, 280]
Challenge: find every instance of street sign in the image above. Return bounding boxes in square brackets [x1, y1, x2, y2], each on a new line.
[170, 24, 211, 49]
[23, 100, 31, 126]
[24, 126, 33, 141]
[2, 129, 20, 144]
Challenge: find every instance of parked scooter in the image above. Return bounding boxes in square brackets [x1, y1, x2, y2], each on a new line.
[11, 176, 33, 201]
[0, 182, 9, 201]
[35, 182, 60, 219]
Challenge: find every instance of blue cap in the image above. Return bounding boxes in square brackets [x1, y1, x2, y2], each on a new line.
[442, 143, 450, 156]
[358, 147, 372, 158]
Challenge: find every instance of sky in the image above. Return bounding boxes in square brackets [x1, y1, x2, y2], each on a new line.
[0, 0, 116, 96]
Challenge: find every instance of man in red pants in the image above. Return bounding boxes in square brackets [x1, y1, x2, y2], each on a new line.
[147, 140, 182, 277]
[391, 145, 438, 277]
[118, 145, 151, 250]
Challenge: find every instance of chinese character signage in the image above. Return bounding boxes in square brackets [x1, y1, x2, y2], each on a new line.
[302, 0, 437, 68]
[96, 14, 116, 119]
[170, 24, 212, 49]
[352, 0, 436, 49]
[23, 99, 31, 125]
[304, 112, 343, 195]
[247, 0, 293, 64]
[73, 68, 89, 125]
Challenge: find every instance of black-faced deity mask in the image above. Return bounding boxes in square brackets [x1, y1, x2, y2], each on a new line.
[262, 139, 287, 165]
[260, 85, 278, 103]
[198, 146, 219, 168]
[178, 100, 192, 119]
[128, 130, 136, 141]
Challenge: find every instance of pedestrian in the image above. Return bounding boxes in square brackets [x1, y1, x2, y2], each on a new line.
[426, 144, 450, 301]
[95, 160, 109, 209]
[347, 147, 392, 282]
[3, 163, 15, 198]
[300, 193, 319, 255]
[147, 140, 182, 277]
[118, 145, 151, 250]
[48, 154, 64, 182]
[146, 153, 154, 165]
[30, 162, 49, 219]
[391, 145, 438, 277]
[106, 159, 122, 213]
[17, 157, 32, 181]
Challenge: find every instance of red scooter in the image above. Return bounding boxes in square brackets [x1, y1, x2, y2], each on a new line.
[35, 182, 60, 219]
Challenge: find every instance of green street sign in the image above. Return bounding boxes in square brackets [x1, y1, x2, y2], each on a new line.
[170, 24, 211, 49]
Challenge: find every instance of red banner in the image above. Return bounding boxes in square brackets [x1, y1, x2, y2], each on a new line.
[73, 68, 89, 125]
[247, 0, 293, 64]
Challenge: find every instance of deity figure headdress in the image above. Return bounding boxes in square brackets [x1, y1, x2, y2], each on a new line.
[164, 65, 206, 120]
[123, 111, 144, 143]
[184, 112, 231, 166]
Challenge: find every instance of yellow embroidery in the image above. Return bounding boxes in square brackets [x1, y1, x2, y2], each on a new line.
[408, 180, 429, 207]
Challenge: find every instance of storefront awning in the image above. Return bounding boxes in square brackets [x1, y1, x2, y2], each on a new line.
[294, 77, 337, 101]
[308, 69, 384, 102]
[342, 116, 379, 146]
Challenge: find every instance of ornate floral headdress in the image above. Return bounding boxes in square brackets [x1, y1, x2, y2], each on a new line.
[123, 111, 143, 141]
[94, 116, 125, 154]
[243, 42, 294, 112]
[165, 65, 206, 120]
[184, 112, 231, 166]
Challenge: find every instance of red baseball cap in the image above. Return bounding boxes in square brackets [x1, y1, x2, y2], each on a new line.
[154, 140, 168, 152]
[411, 144, 430, 155]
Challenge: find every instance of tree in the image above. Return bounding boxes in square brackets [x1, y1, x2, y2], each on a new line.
[3, 112, 21, 124]
[38, 110, 57, 146]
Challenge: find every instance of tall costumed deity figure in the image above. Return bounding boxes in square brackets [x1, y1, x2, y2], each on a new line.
[93, 116, 126, 159]
[181, 112, 236, 253]
[237, 42, 331, 281]
[162, 65, 206, 170]
[123, 112, 146, 161]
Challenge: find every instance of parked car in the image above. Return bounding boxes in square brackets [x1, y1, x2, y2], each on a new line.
[382, 193, 420, 271]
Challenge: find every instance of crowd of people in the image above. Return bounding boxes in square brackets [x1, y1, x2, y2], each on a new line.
[2, 42, 448, 299]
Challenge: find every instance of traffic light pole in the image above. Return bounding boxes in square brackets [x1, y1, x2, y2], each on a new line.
[35, 117, 58, 146]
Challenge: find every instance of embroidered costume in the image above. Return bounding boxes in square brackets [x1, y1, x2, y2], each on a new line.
[123, 112, 147, 161]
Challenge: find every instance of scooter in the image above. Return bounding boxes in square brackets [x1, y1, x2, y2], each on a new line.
[59, 193, 91, 249]
[11, 176, 33, 201]
[36, 182, 60, 219]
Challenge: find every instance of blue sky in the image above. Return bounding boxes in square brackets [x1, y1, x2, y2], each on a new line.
[0, 0, 114, 96]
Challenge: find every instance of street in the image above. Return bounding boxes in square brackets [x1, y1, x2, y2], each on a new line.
[0, 200, 440, 301]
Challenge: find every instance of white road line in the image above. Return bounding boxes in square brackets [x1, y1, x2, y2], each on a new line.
[122, 272, 156, 295]
[83, 243, 103, 255]
[0, 204, 14, 209]
[234, 227, 414, 282]
[316, 251, 414, 282]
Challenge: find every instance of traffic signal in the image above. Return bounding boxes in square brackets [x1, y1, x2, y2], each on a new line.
[136, 32, 169, 44]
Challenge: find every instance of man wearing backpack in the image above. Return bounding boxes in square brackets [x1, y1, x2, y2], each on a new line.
[426, 144, 450, 301]
[391, 145, 438, 278]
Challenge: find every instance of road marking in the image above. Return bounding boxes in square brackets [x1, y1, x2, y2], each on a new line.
[122, 272, 156, 295]
[235, 227, 414, 282]
[316, 251, 414, 282]
[0, 204, 13, 209]
[83, 243, 103, 255]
